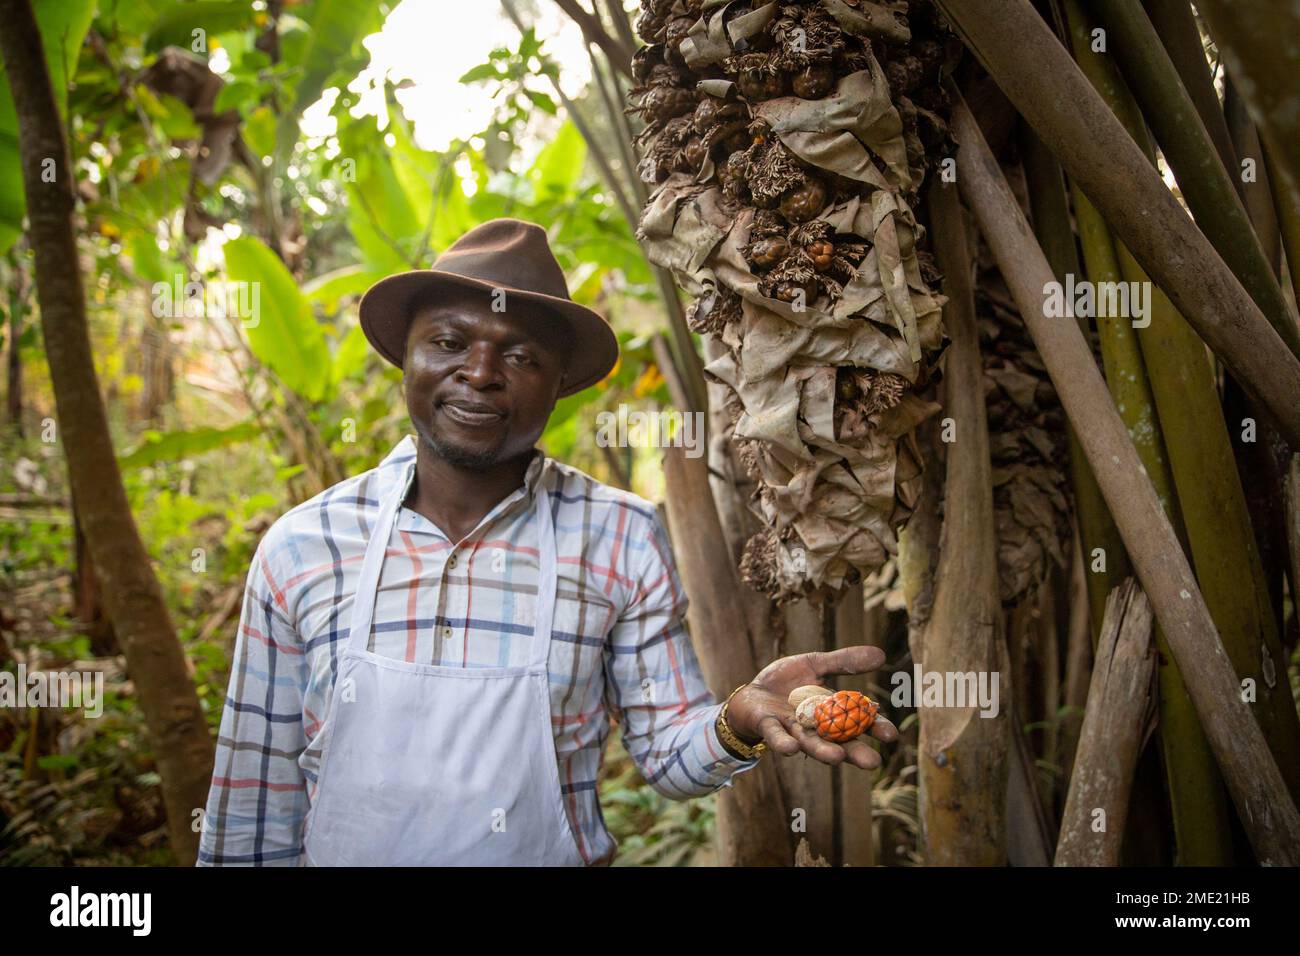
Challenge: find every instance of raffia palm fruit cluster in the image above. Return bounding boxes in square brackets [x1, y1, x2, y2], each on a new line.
[789, 684, 879, 742]
[969, 239, 1073, 604]
[632, 0, 959, 603]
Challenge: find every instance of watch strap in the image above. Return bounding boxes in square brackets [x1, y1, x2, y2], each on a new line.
[716, 684, 767, 760]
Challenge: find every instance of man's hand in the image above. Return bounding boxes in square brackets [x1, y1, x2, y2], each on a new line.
[726, 646, 897, 771]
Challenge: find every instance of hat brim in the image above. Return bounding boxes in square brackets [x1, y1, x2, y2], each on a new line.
[358, 270, 619, 398]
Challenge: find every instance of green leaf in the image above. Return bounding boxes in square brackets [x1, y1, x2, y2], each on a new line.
[0, 0, 96, 254]
[458, 63, 501, 84]
[330, 321, 371, 386]
[137, 88, 203, 141]
[302, 264, 385, 312]
[243, 105, 276, 161]
[127, 233, 168, 284]
[0, 222, 19, 258]
[518, 28, 542, 62]
[37, 754, 79, 772]
[526, 120, 586, 198]
[223, 236, 331, 400]
[339, 119, 427, 271]
[119, 422, 262, 470]
[100, 155, 194, 233]
[213, 79, 263, 116]
[524, 89, 557, 115]
[143, 1, 256, 54]
[275, 0, 384, 160]
[540, 410, 579, 460]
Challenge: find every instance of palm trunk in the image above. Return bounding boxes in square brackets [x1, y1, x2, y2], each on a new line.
[951, 93, 1300, 862]
[1142, 0, 1239, 188]
[916, 179, 1008, 865]
[1056, 579, 1156, 866]
[1060, 523, 1094, 788]
[660, 444, 793, 865]
[936, 0, 1300, 449]
[1070, 174, 1231, 862]
[1019, 125, 1124, 640]
[0, 0, 214, 864]
[834, 583, 875, 867]
[1090, 0, 1299, 356]
[1062, 0, 1300, 814]
[1224, 80, 1283, 277]
[1262, 138, 1300, 302]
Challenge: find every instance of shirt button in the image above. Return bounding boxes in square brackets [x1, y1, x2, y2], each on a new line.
[448, 554, 457, 569]
[442, 627, 452, 638]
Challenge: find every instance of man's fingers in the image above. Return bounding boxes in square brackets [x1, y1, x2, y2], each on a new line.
[788, 722, 847, 765]
[758, 715, 800, 756]
[869, 715, 898, 744]
[841, 737, 881, 771]
[806, 645, 886, 679]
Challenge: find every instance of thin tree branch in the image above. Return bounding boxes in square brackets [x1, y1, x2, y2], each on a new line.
[553, 0, 634, 77]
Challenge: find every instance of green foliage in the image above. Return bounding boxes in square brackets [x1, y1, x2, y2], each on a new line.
[274, 0, 385, 161]
[459, 27, 559, 171]
[141, 1, 257, 54]
[118, 422, 262, 470]
[223, 235, 331, 400]
[0, 0, 96, 254]
[599, 732, 716, 867]
[3, 0, 691, 867]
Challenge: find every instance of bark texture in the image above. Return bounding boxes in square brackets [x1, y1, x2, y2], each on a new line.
[0, 0, 215, 864]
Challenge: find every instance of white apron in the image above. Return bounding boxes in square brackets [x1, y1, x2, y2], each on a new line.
[301, 459, 585, 866]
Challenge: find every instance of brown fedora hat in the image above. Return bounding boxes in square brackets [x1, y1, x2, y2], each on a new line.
[358, 218, 619, 397]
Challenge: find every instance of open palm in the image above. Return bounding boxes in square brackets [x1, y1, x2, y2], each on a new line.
[727, 645, 897, 771]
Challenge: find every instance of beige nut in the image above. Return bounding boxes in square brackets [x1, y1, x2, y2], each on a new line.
[788, 684, 834, 710]
[795, 696, 827, 729]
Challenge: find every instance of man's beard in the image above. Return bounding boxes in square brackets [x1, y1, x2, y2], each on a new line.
[418, 425, 508, 472]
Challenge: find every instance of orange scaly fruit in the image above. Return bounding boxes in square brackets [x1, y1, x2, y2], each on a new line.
[813, 690, 878, 743]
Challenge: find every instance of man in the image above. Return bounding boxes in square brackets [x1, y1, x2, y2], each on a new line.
[198, 218, 895, 866]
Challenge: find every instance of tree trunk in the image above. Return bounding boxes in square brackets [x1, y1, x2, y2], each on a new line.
[1143, 0, 1240, 190]
[661, 444, 793, 865]
[71, 497, 117, 657]
[771, 599, 836, 862]
[5, 247, 25, 433]
[1019, 124, 1123, 641]
[1058, 3, 1238, 862]
[1090, 0, 1298, 357]
[952, 93, 1300, 862]
[1058, 1, 1300, 812]
[0, 0, 214, 864]
[1056, 578, 1156, 866]
[915, 179, 1008, 865]
[1060, 524, 1093, 791]
[937, 0, 1300, 449]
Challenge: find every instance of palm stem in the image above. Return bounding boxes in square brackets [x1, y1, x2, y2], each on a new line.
[1091, 0, 1299, 354]
[1064, 0, 1300, 818]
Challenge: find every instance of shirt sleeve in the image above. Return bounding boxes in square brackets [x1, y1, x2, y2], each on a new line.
[196, 535, 309, 865]
[603, 507, 761, 800]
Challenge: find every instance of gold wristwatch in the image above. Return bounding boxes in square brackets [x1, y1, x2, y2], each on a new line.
[716, 684, 767, 760]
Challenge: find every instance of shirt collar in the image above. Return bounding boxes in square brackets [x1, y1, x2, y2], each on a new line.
[377, 434, 549, 508]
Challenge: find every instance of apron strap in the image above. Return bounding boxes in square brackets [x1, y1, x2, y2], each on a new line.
[528, 484, 557, 670]
[347, 456, 560, 667]
[348, 459, 415, 653]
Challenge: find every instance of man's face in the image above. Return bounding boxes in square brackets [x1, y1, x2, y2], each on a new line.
[402, 289, 568, 470]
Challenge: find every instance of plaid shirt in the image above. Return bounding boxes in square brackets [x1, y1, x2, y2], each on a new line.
[197, 435, 758, 866]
